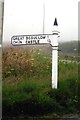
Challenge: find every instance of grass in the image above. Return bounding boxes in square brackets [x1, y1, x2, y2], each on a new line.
[2, 47, 79, 117]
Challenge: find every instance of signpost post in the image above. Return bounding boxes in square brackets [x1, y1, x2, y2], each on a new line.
[11, 18, 60, 89]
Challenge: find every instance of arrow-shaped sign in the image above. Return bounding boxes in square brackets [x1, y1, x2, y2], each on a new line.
[11, 34, 53, 46]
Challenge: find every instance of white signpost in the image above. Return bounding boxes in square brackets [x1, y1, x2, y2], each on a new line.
[11, 18, 60, 89]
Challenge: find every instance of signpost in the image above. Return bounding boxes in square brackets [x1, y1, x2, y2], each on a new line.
[11, 18, 60, 89]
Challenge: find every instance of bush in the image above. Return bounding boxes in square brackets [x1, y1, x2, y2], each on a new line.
[48, 79, 78, 113]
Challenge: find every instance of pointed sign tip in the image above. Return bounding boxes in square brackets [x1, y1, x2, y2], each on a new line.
[54, 18, 58, 26]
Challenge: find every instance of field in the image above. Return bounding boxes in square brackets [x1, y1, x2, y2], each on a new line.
[2, 46, 79, 118]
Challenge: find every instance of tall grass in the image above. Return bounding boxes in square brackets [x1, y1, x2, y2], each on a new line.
[2, 47, 79, 117]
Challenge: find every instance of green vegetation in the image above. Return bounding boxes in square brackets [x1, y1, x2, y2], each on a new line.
[59, 41, 79, 61]
[2, 47, 79, 117]
[59, 41, 78, 54]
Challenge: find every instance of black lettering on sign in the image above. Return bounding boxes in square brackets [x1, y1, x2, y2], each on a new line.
[26, 39, 40, 44]
[31, 36, 33, 39]
[29, 36, 30, 39]
[12, 36, 24, 40]
[38, 40, 39, 44]
[26, 36, 29, 39]
[43, 36, 46, 39]
[34, 36, 37, 39]
[12, 37, 18, 40]
[26, 35, 46, 40]
[28, 41, 30, 44]
[30, 41, 32, 44]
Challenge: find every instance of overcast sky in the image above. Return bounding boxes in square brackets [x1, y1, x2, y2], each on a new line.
[3, 0, 79, 43]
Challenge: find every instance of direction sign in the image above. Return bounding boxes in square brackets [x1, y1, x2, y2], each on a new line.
[11, 34, 52, 45]
[10, 18, 60, 89]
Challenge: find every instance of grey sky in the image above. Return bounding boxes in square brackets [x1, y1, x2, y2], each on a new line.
[2, 0, 78, 44]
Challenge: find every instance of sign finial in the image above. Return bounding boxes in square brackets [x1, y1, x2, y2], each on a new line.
[54, 18, 58, 26]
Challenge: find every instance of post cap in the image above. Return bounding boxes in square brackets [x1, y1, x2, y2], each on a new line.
[54, 18, 58, 26]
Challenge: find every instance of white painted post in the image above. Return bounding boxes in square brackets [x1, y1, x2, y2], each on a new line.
[51, 18, 60, 89]
[52, 46, 58, 89]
